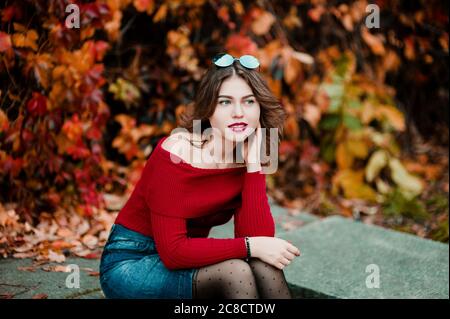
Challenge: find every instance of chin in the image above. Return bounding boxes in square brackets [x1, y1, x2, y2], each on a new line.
[223, 128, 251, 143]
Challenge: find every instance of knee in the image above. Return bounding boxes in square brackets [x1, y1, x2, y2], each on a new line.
[225, 259, 255, 281]
[248, 258, 284, 275]
[227, 259, 253, 272]
[248, 258, 271, 269]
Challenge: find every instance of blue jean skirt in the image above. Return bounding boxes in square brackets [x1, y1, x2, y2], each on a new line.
[99, 223, 197, 299]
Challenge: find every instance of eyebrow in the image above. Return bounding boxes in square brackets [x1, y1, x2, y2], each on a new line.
[218, 94, 255, 100]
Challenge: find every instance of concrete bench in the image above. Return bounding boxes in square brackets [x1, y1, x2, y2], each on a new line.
[280, 216, 449, 299]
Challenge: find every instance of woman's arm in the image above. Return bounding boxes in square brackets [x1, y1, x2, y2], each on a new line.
[234, 171, 275, 238]
[150, 211, 248, 270]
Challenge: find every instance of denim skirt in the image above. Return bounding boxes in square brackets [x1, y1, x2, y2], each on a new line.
[99, 223, 197, 299]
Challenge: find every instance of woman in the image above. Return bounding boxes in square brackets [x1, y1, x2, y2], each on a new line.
[99, 53, 301, 299]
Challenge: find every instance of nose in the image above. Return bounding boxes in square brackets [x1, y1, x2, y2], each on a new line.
[232, 102, 244, 118]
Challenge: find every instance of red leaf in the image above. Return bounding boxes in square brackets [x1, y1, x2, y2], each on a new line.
[66, 140, 91, 160]
[1, 5, 22, 22]
[94, 41, 109, 61]
[86, 126, 102, 140]
[83, 252, 100, 259]
[225, 34, 258, 57]
[27, 92, 47, 117]
[32, 293, 48, 299]
[0, 31, 12, 52]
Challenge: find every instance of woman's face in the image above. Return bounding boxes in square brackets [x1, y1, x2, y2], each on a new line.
[208, 75, 260, 143]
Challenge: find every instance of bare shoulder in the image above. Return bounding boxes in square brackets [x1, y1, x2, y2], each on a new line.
[161, 132, 193, 162]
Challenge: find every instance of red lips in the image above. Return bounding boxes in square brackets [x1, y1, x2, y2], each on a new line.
[228, 122, 248, 127]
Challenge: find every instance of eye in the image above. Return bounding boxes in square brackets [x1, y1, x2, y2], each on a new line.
[245, 99, 255, 105]
[218, 99, 231, 105]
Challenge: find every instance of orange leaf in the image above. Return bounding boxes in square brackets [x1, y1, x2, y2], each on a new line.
[308, 5, 325, 22]
[361, 27, 385, 56]
[336, 142, 353, 169]
[284, 56, 301, 84]
[0, 109, 9, 132]
[251, 11, 275, 36]
[12, 29, 38, 51]
[153, 4, 167, 23]
[133, 0, 155, 14]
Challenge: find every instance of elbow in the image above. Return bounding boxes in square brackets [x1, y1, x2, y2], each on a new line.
[159, 253, 184, 270]
[158, 246, 191, 270]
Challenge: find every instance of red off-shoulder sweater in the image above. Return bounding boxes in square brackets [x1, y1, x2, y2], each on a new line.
[114, 136, 275, 270]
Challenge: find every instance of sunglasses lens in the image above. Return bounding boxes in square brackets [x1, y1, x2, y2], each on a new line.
[213, 54, 234, 67]
[239, 55, 260, 69]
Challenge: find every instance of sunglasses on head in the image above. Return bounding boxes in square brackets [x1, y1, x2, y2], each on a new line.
[212, 53, 260, 70]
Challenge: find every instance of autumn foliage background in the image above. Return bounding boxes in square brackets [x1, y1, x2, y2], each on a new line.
[0, 0, 448, 263]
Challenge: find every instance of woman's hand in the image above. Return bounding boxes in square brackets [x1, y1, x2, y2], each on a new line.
[242, 122, 263, 173]
[248, 236, 301, 270]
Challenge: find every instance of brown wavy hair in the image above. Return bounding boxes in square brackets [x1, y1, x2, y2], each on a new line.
[178, 59, 286, 161]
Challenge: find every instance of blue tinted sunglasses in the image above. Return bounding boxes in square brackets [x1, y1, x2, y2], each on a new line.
[213, 53, 260, 70]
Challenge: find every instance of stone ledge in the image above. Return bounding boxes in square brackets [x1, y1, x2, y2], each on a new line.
[280, 216, 449, 299]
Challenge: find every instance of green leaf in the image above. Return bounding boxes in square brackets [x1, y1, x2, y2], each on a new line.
[319, 114, 340, 130]
[382, 189, 429, 222]
[347, 99, 361, 109]
[322, 82, 344, 112]
[343, 114, 362, 130]
[320, 142, 336, 163]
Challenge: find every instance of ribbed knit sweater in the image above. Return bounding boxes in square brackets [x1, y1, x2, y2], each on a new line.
[114, 136, 275, 270]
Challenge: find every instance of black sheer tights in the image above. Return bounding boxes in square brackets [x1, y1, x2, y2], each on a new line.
[192, 258, 292, 299]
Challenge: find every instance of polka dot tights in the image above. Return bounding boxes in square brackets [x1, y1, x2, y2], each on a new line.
[192, 258, 292, 299]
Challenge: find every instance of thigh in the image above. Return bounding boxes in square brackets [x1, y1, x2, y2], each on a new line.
[193, 259, 259, 299]
[100, 224, 196, 299]
[101, 255, 196, 299]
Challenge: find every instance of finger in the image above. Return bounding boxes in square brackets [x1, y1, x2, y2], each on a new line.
[287, 245, 300, 256]
[276, 262, 285, 270]
[280, 257, 291, 266]
[282, 251, 296, 261]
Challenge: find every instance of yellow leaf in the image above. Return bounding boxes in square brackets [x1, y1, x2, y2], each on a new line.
[375, 177, 391, 194]
[346, 138, 369, 159]
[376, 105, 405, 131]
[389, 158, 423, 198]
[333, 169, 378, 201]
[365, 149, 388, 182]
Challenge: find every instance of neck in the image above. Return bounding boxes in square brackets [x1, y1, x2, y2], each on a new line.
[210, 135, 237, 165]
